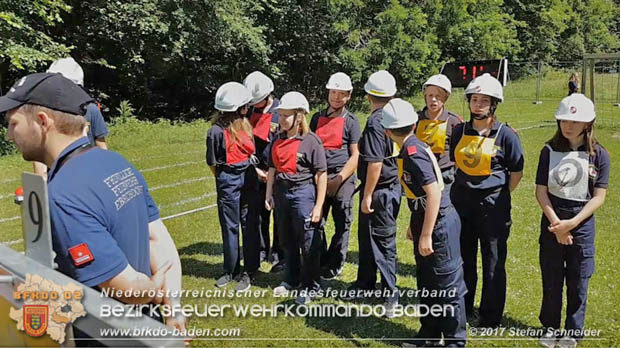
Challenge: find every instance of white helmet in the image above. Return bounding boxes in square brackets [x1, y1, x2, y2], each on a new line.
[381, 98, 418, 129]
[423, 74, 451, 95]
[465, 73, 503, 102]
[326, 72, 353, 91]
[276, 91, 309, 113]
[214, 82, 252, 112]
[243, 71, 274, 105]
[555, 93, 595, 123]
[364, 70, 397, 97]
[47, 57, 84, 86]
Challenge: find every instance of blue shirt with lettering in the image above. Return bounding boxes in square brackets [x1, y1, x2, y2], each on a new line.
[48, 137, 159, 287]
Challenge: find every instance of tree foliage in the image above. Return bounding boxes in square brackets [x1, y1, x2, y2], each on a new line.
[0, 0, 618, 120]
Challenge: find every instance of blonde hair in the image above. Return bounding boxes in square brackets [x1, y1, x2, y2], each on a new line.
[297, 110, 310, 136]
[19, 104, 85, 136]
[212, 112, 253, 143]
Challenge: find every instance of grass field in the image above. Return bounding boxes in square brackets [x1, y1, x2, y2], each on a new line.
[0, 75, 619, 347]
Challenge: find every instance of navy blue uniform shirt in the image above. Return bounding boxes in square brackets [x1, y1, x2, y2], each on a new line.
[536, 143, 610, 208]
[48, 137, 158, 287]
[268, 132, 327, 183]
[450, 120, 524, 190]
[310, 108, 362, 172]
[400, 135, 451, 211]
[358, 108, 399, 187]
[417, 107, 462, 170]
[84, 103, 108, 145]
[206, 122, 255, 171]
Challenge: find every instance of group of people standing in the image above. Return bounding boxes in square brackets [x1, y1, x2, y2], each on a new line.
[206, 69, 608, 348]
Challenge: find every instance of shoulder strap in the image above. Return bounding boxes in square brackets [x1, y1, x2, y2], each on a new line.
[57, 144, 95, 172]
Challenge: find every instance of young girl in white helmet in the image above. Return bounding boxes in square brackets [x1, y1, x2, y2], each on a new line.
[265, 92, 328, 305]
[417, 74, 463, 193]
[243, 71, 285, 273]
[206, 82, 259, 292]
[449, 73, 524, 327]
[535, 94, 609, 348]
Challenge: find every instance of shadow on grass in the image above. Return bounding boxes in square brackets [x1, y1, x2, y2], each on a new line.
[180, 257, 223, 280]
[178, 241, 222, 257]
[346, 250, 418, 278]
[305, 310, 415, 347]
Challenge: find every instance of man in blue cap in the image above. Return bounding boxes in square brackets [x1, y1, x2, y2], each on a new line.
[2, 73, 188, 337]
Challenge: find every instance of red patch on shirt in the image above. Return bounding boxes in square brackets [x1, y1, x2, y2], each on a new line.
[224, 130, 255, 165]
[407, 145, 417, 155]
[68, 243, 94, 267]
[272, 138, 302, 174]
[250, 112, 273, 142]
[315, 116, 345, 150]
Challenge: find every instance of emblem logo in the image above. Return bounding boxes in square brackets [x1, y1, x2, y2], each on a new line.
[23, 305, 48, 337]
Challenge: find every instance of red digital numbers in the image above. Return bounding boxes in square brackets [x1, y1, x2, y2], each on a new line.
[459, 65, 485, 80]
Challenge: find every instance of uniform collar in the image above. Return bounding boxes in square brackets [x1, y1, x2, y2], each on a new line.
[466, 119, 501, 136]
[277, 132, 305, 141]
[48, 137, 91, 182]
[421, 107, 449, 121]
[399, 134, 419, 156]
[320, 107, 349, 118]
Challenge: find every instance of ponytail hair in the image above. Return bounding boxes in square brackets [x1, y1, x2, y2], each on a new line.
[212, 111, 253, 144]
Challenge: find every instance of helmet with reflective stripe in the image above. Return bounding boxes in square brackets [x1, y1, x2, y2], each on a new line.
[364, 70, 397, 97]
[215, 82, 252, 112]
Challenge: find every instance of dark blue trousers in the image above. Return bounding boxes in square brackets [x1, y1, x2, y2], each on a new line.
[246, 168, 282, 263]
[539, 206, 595, 338]
[319, 174, 356, 273]
[274, 183, 322, 291]
[451, 185, 512, 326]
[216, 169, 260, 275]
[411, 205, 467, 346]
[356, 183, 401, 303]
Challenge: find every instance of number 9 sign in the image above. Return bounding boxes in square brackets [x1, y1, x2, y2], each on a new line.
[21, 173, 54, 268]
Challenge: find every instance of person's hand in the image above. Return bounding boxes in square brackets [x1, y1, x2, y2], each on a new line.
[165, 314, 193, 346]
[326, 176, 343, 197]
[548, 218, 577, 235]
[361, 195, 374, 214]
[311, 205, 322, 223]
[555, 231, 573, 245]
[150, 261, 171, 304]
[406, 227, 413, 241]
[418, 235, 434, 257]
[265, 195, 274, 211]
[256, 168, 268, 183]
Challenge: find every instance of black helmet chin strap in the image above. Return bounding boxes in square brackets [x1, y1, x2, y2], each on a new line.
[468, 96, 498, 121]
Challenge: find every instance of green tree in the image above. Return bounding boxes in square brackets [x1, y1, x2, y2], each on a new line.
[60, 0, 270, 119]
[0, 0, 72, 89]
[427, 0, 521, 62]
[329, 0, 439, 98]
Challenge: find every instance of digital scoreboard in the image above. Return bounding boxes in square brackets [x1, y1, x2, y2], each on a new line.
[440, 58, 508, 88]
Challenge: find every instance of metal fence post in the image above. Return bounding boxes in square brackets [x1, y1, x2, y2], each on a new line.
[615, 60, 620, 107]
[533, 60, 543, 104]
